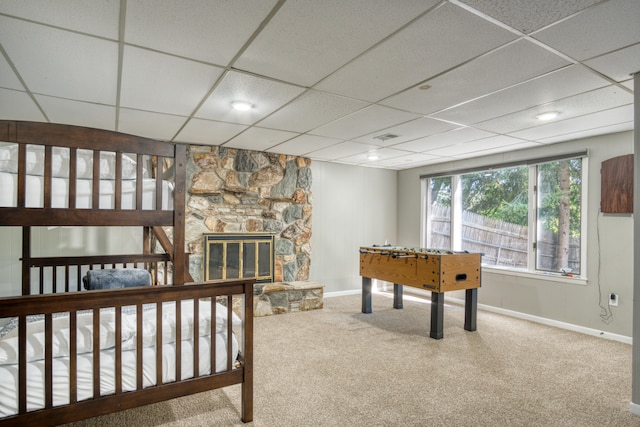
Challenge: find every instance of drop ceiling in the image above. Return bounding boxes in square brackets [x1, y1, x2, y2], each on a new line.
[0, 0, 637, 170]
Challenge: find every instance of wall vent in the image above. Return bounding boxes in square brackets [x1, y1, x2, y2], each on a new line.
[373, 133, 400, 141]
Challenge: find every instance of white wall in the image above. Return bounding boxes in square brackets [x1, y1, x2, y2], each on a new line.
[309, 161, 397, 294]
[398, 131, 634, 338]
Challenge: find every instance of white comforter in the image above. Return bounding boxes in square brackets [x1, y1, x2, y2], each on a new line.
[0, 300, 240, 417]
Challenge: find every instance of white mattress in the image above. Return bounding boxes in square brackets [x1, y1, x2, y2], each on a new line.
[0, 333, 237, 416]
[0, 301, 241, 417]
[0, 172, 173, 210]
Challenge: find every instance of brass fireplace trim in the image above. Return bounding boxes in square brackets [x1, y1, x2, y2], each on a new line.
[203, 233, 275, 283]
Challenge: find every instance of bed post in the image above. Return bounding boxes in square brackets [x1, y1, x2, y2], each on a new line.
[22, 227, 31, 295]
[173, 144, 187, 285]
[242, 279, 254, 422]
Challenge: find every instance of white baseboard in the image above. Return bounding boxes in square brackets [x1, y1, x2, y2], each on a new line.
[630, 401, 640, 416]
[445, 296, 632, 345]
[325, 289, 361, 298]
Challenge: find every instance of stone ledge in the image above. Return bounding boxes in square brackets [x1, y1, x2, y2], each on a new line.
[254, 280, 324, 317]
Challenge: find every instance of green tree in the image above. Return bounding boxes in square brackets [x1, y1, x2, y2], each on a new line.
[461, 166, 529, 225]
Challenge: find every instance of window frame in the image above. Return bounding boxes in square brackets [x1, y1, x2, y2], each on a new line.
[421, 154, 588, 284]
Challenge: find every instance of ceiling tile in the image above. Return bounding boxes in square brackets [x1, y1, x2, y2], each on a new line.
[118, 108, 188, 141]
[391, 127, 496, 152]
[315, 2, 517, 102]
[36, 95, 115, 131]
[354, 117, 458, 146]
[0, 0, 120, 38]
[375, 152, 446, 169]
[474, 85, 633, 134]
[125, 0, 279, 65]
[537, 122, 633, 144]
[175, 118, 247, 146]
[0, 52, 23, 90]
[195, 71, 305, 125]
[339, 147, 412, 164]
[120, 46, 224, 116]
[584, 43, 640, 82]
[235, 0, 440, 86]
[268, 135, 343, 156]
[510, 104, 634, 141]
[223, 127, 299, 152]
[310, 105, 421, 140]
[458, 0, 601, 34]
[0, 17, 118, 104]
[451, 140, 542, 159]
[0, 88, 46, 122]
[306, 141, 376, 161]
[425, 135, 530, 156]
[382, 39, 569, 115]
[533, 0, 640, 60]
[431, 65, 611, 125]
[257, 90, 368, 133]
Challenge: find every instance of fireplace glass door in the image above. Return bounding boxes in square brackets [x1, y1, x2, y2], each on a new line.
[204, 233, 274, 283]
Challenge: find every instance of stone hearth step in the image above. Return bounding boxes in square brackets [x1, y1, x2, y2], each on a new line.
[253, 280, 324, 317]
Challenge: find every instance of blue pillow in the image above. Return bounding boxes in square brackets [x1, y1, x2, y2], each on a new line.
[83, 269, 152, 290]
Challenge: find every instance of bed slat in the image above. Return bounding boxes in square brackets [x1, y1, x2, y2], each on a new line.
[193, 299, 200, 378]
[136, 154, 144, 210]
[155, 303, 163, 386]
[211, 299, 216, 374]
[136, 304, 143, 390]
[226, 295, 233, 372]
[68, 148, 77, 209]
[155, 159, 162, 211]
[43, 146, 52, 209]
[92, 309, 100, 398]
[70, 312, 77, 404]
[92, 151, 100, 209]
[17, 143, 26, 208]
[115, 307, 123, 394]
[44, 314, 53, 408]
[115, 152, 122, 209]
[175, 300, 182, 382]
[18, 316, 27, 413]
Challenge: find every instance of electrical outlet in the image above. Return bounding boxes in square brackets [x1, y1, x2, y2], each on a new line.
[609, 293, 619, 307]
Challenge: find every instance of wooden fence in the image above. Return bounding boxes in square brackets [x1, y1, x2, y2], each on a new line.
[429, 205, 580, 273]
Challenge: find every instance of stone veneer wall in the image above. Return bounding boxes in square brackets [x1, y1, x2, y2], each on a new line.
[184, 144, 312, 283]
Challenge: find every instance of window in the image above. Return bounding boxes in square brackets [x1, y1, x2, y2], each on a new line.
[426, 176, 451, 250]
[423, 156, 585, 276]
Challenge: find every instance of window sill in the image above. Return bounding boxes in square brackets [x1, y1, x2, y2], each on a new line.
[481, 265, 588, 286]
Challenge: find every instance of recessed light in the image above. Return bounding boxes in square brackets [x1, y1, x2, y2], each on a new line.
[367, 151, 379, 161]
[231, 101, 253, 111]
[536, 111, 559, 121]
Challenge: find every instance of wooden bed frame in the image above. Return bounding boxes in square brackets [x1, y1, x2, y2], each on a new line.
[0, 121, 253, 426]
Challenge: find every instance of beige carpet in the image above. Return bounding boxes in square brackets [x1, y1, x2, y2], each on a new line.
[65, 292, 639, 427]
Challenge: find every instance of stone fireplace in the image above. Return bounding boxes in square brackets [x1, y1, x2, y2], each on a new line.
[184, 145, 313, 284]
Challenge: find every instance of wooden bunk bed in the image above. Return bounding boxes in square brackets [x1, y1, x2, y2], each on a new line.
[0, 121, 253, 426]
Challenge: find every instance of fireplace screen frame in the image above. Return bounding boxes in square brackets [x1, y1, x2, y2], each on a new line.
[203, 233, 275, 283]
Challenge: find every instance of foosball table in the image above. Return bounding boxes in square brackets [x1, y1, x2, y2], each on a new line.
[359, 245, 482, 339]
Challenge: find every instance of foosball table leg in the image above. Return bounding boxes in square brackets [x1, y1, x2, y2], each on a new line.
[464, 288, 478, 332]
[362, 277, 372, 313]
[393, 283, 403, 309]
[430, 292, 444, 339]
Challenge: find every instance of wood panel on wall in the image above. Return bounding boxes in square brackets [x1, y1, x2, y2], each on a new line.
[601, 154, 634, 213]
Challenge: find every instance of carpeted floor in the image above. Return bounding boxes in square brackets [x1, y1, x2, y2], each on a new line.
[65, 292, 639, 426]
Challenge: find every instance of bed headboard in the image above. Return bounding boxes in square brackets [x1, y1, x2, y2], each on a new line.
[0, 120, 188, 293]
